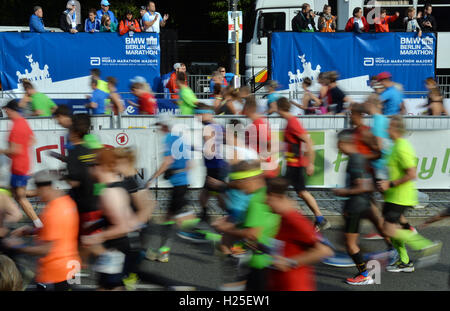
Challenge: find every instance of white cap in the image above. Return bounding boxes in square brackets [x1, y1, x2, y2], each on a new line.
[130, 76, 147, 84]
[174, 63, 182, 70]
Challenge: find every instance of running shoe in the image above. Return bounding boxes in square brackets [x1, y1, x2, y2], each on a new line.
[314, 218, 331, 232]
[346, 274, 374, 285]
[158, 250, 170, 263]
[177, 230, 209, 243]
[145, 248, 170, 263]
[362, 233, 384, 240]
[386, 260, 415, 273]
[123, 273, 139, 291]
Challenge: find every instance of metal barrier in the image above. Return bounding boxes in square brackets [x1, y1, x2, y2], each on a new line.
[436, 75, 450, 98]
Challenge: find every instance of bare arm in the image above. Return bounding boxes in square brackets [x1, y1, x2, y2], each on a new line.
[131, 189, 155, 224]
[298, 133, 315, 175]
[334, 177, 373, 197]
[288, 242, 333, 267]
[110, 93, 124, 114]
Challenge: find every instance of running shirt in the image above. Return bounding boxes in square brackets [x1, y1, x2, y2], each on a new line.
[343, 153, 371, 213]
[269, 209, 317, 291]
[267, 92, 281, 113]
[371, 114, 392, 173]
[384, 138, 418, 206]
[30, 92, 56, 117]
[243, 187, 281, 269]
[380, 86, 403, 115]
[138, 92, 157, 115]
[202, 122, 227, 169]
[284, 116, 308, 168]
[8, 117, 33, 176]
[90, 89, 109, 115]
[36, 195, 80, 284]
[353, 125, 373, 156]
[328, 86, 346, 114]
[67, 144, 99, 214]
[164, 133, 189, 186]
[178, 86, 197, 115]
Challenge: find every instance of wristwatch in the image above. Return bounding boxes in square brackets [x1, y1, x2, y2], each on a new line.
[389, 181, 395, 188]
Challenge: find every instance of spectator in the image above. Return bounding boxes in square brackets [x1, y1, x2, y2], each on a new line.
[292, 3, 316, 32]
[326, 71, 354, 114]
[141, 1, 169, 33]
[19, 80, 57, 117]
[119, 10, 141, 36]
[424, 78, 448, 116]
[0, 255, 23, 291]
[100, 14, 118, 32]
[3, 170, 81, 291]
[29, 6, 52, 33]
[318, 5, 336, 32]
[375, 8, 399, 32]
[60, 1, 82, 34]
[165, 63, 187, 100]
[377, 72, 404, 116]
[128, 76, 157, 115]
[345, 7, 369, 33]
[177, 72, 198, 115]
[85, 8, 101, 33]
[86, 78, 109, 115]
[72, 0, 81, 26]
[209, 67, 228, 95]
[404, 7, 422, 37]
[418, 4, 437, 32]
[96, 0, 118, 25]
[265, 80, 281, 115]
[139, 6, 151, 31]
[106, 77, 125, 115]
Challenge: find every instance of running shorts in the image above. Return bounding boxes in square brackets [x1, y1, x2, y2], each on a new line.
[10, 174, 30, 188]
[284, 166, 306, 192]
[343, 209, 371, 234]
[168, 185, 189, 217]
[383, 202, 410, 224]
[204, 167, 228, 192]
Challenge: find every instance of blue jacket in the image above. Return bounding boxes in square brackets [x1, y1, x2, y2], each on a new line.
[96, 10, 118, 25]
[85, 18, 101, 32]
[29, 14, 50, 33]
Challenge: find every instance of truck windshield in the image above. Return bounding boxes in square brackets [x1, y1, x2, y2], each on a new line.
[260, 12, 286, 37]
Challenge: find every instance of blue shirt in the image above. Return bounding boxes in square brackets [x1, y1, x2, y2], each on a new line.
[90, 89, 109, 115]
[267, 92, 281, 107]
[96, 10, 118, 25]
[29, 14, 50, 33]
[164, 133, 189, 186]
[380, 86, 403, 115]
[85, 18, 101, 32]
[371, 113, 392, 171]
[203, 122, 227, 169]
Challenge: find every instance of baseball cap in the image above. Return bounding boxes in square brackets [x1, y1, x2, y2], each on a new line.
[130, 76, 147, 84]
[101, 0, 110, 6]
[140, 6, 147, 10]
[34, 170, 60, 186]
[67, 1, 76, 8]
[173, 63, 182, 70]
[3, 99, 21, 112]
[377, 72, 392, 81]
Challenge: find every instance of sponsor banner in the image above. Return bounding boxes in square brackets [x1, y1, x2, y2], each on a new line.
[271, 32, 435, 97]
[0, 127, 448, 190]
[0, 33, 161, 114]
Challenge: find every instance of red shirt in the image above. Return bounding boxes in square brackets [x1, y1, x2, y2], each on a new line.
[354, 125, 372, 156]
[345, 16, 370, 32]
[8, 117, 33, 176]
[248, 117, 278, 177]
[269, 209, 318, 291]
[138, 93, 156, 115]
[284, 116, 309, 167]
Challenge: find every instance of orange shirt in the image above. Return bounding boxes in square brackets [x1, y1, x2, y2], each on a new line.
[375, 15, 399, 32]
[37, 195, 80, 284]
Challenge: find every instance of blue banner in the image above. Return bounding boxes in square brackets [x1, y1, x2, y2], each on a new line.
[271, 32, 435, 96]
[0, 32, 161, 114]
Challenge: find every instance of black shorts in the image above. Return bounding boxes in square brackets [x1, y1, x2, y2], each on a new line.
[168, 185, 189, 217]
[204, 167, 228, 192]
[343, 208, 371, 234]
[284, 166, 306, 192]
[383, 202, 410, 224]
[36, 280, 71, 291]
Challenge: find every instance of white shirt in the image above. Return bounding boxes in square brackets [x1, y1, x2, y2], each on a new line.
[354, 17, 364, 29]
[143, 11, 162, 33]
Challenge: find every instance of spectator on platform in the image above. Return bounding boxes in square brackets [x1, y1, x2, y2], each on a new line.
[29, 6, 52, 33]
[141, 1, 169, 33]
[377, 72, 405, 116]
[375, 8, 399, 32]
[119, 10, 142, 35]
[100, 14, 117, 32]
[345, 7, 369, 33]
[404, 7, 422, 37]
[318, 5, 336, 32]
[60, 1, 83, 34]
[418, 4, 437, 32]
[209, 68, 228, 96]
[96, 0, 118, 25]
[292, 3, 316, 32]
[86, 78, 109, 115]
[165, 63, 187, 100]
[85, 8, 101, 33]
[19, 80, 57, 117]
[128, 76, 157, 115]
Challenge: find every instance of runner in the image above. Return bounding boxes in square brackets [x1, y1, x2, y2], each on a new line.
[265, 80, 281, 115]
[332, 129, 378, 285]
[242, 96, 279, 179]
[0, 100, 42, 228]
[107, 77, 125, 115]
[0, 189, 22, 238]
[290, 77, 322, 115]
[3, 170, 80, 291]
[377, 116, 442, 273]
[266, 177, 333, 291]
[276, 97, 330, 231]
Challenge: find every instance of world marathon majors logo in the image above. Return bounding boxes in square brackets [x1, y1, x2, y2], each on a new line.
[125, 36, 160, 56]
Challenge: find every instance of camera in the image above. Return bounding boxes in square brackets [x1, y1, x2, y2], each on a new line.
[309, 10, 321, 15]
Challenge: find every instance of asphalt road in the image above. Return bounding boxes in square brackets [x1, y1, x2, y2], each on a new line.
[54, 221, 449, 291]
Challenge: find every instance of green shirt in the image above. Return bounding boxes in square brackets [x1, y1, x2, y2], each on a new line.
[243, 187, 281, 269]
[30, 92, 56, 116]
[96, 79, 111, 115]
[178, 86, 197, 115]
[384, 138, 418, 206]
[100, 22, 117, 32]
